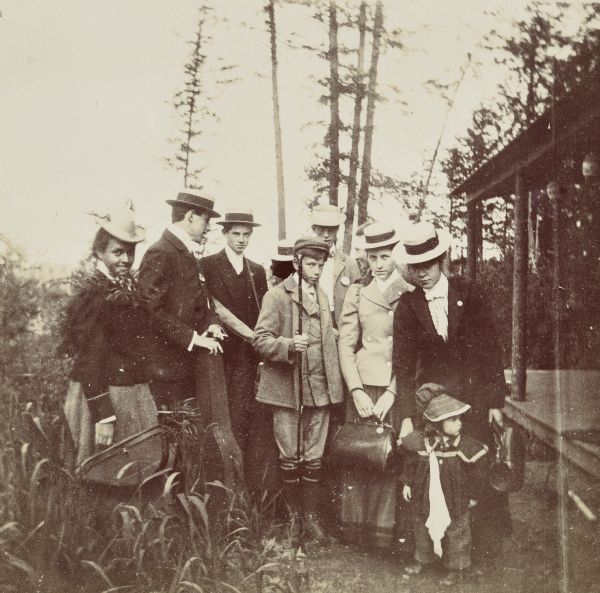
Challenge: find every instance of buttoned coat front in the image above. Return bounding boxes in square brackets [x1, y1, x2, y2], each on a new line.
[332, 250, 362, 325]
[138, 229, 220, 382]
[253, 275, 344, 410]
[338, 275, 413, 394]
[200, 249, 268, 360]
[392, 276, 506, 421]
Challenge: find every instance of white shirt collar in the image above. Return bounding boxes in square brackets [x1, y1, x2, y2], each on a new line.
[224, 244, 245, 274]
[375, 268, 399, 294]
[329, 244, 336, 257]
[423, 273, 449, 301]
[294, 273, 316, 298]
[168, 223, 202, 255]
[96, 260, 115, 280]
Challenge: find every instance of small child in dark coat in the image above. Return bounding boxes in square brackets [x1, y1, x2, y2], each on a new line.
[401, 389, 488, 581]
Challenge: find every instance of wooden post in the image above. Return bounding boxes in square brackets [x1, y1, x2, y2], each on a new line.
[511, 172, 528, 401]
[466, 198, 478, 281]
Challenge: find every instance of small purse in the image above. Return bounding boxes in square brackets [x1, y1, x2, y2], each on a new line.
[78, 425, 171, 487]
[329, 418, 397, 474]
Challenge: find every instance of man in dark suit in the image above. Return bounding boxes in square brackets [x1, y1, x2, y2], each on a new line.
[200, 208, 268, 455]
[138, 189, 226, 407]
[392, 221, 509, 558]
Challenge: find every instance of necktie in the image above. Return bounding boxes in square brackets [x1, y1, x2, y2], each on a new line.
[426, 293, 448, 342]
[425, 438, 452, 557]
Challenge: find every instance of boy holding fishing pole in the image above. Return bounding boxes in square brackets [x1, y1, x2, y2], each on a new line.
[253, 236, 344, 545]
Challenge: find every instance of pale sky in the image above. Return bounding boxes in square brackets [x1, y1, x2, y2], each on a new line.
[0, 0, 585, 272]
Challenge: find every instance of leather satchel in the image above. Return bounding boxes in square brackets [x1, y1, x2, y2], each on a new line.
[78, 424, 171, 488]
[329, 418, 397, 474]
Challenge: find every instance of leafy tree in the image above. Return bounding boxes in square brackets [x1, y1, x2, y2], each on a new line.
[167, 5, 236, 189]
[0, 236, 41, 381]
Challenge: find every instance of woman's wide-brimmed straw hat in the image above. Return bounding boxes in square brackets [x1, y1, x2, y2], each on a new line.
[166, 188, 220, 218]
[396, 221, 451, 265]
[91, 199, 146, 244]
[363, 222, 400, 250]
[271, 239, 295, 262]
[217, 208, 261, 227]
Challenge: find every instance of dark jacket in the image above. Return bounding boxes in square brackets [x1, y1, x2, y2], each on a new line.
[138, 229, 220, 382]
[61, 271, 149, 423]
[200, 249, 268, 362]
[392, 276, 506, 419]
[401, 430, 488, 519]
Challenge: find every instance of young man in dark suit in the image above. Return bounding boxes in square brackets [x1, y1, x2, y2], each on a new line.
[200, 209, 268, 455]
[392, 221, 510, 558]
[138, 189, 226, 408]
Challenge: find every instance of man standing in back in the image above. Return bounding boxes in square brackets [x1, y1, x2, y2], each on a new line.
[310, 204, 362, 327]
[200, 208, 268, 456]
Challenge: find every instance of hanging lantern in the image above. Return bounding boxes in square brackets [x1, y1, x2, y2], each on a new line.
[582, 153, 598, 179]
[546, 181, 560, 200]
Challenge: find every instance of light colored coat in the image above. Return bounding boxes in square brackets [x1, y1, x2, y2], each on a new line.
[338, 275, 412, 393]
[253, 275, 344, 410]
[332, 250, 362, 325]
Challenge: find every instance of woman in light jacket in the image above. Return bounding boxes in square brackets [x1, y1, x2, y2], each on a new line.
[337, 222, 413, 548]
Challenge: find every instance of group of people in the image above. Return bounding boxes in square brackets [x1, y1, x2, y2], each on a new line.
[61, 188, 510, 583]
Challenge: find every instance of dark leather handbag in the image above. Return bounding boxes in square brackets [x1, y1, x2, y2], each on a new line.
[489, 423, 526, 493]
[329, 418, 397, 474]
[78, 425, 171, 487]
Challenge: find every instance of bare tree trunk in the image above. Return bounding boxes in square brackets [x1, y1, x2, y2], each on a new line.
[267, 0, 286, 239]
[327, 0, 340, 206]
[357, 0, 383, 225]
[342, 0, 367, 253]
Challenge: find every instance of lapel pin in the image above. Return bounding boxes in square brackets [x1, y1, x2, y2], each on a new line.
[340, 276, 350, 286]
[457, 300, 463, 307]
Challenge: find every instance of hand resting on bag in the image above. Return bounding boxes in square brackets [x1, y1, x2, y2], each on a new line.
[352, 388, 374, 418]
[372, 390, 394, 421]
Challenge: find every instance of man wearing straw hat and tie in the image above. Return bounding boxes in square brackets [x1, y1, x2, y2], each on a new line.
[310, 204, 362, 328]
[200, 208, 268, 456]
[138, 189, 226, 407]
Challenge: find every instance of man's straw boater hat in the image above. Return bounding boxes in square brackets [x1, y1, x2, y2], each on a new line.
[363, 222, 401, 250]
[166, 188, 220, 218]
[216, 207, 261, 228]
[310, 204, 345, 228]
[271, 239, 295, 262]
[398, 221, 451, 265]
[90, 199, 146, 244]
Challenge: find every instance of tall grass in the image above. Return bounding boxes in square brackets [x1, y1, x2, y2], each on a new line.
[0, 397, 305, 593]
[0, 254, 308, 593]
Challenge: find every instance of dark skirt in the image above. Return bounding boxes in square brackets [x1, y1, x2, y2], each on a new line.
[338, 385, 403, 549]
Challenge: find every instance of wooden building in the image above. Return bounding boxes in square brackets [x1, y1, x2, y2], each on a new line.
[449, 73, 600, 525]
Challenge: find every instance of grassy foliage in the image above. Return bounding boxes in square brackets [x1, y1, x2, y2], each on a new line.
[0, 373, 305, 593]
[0, 241, 303, 593]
